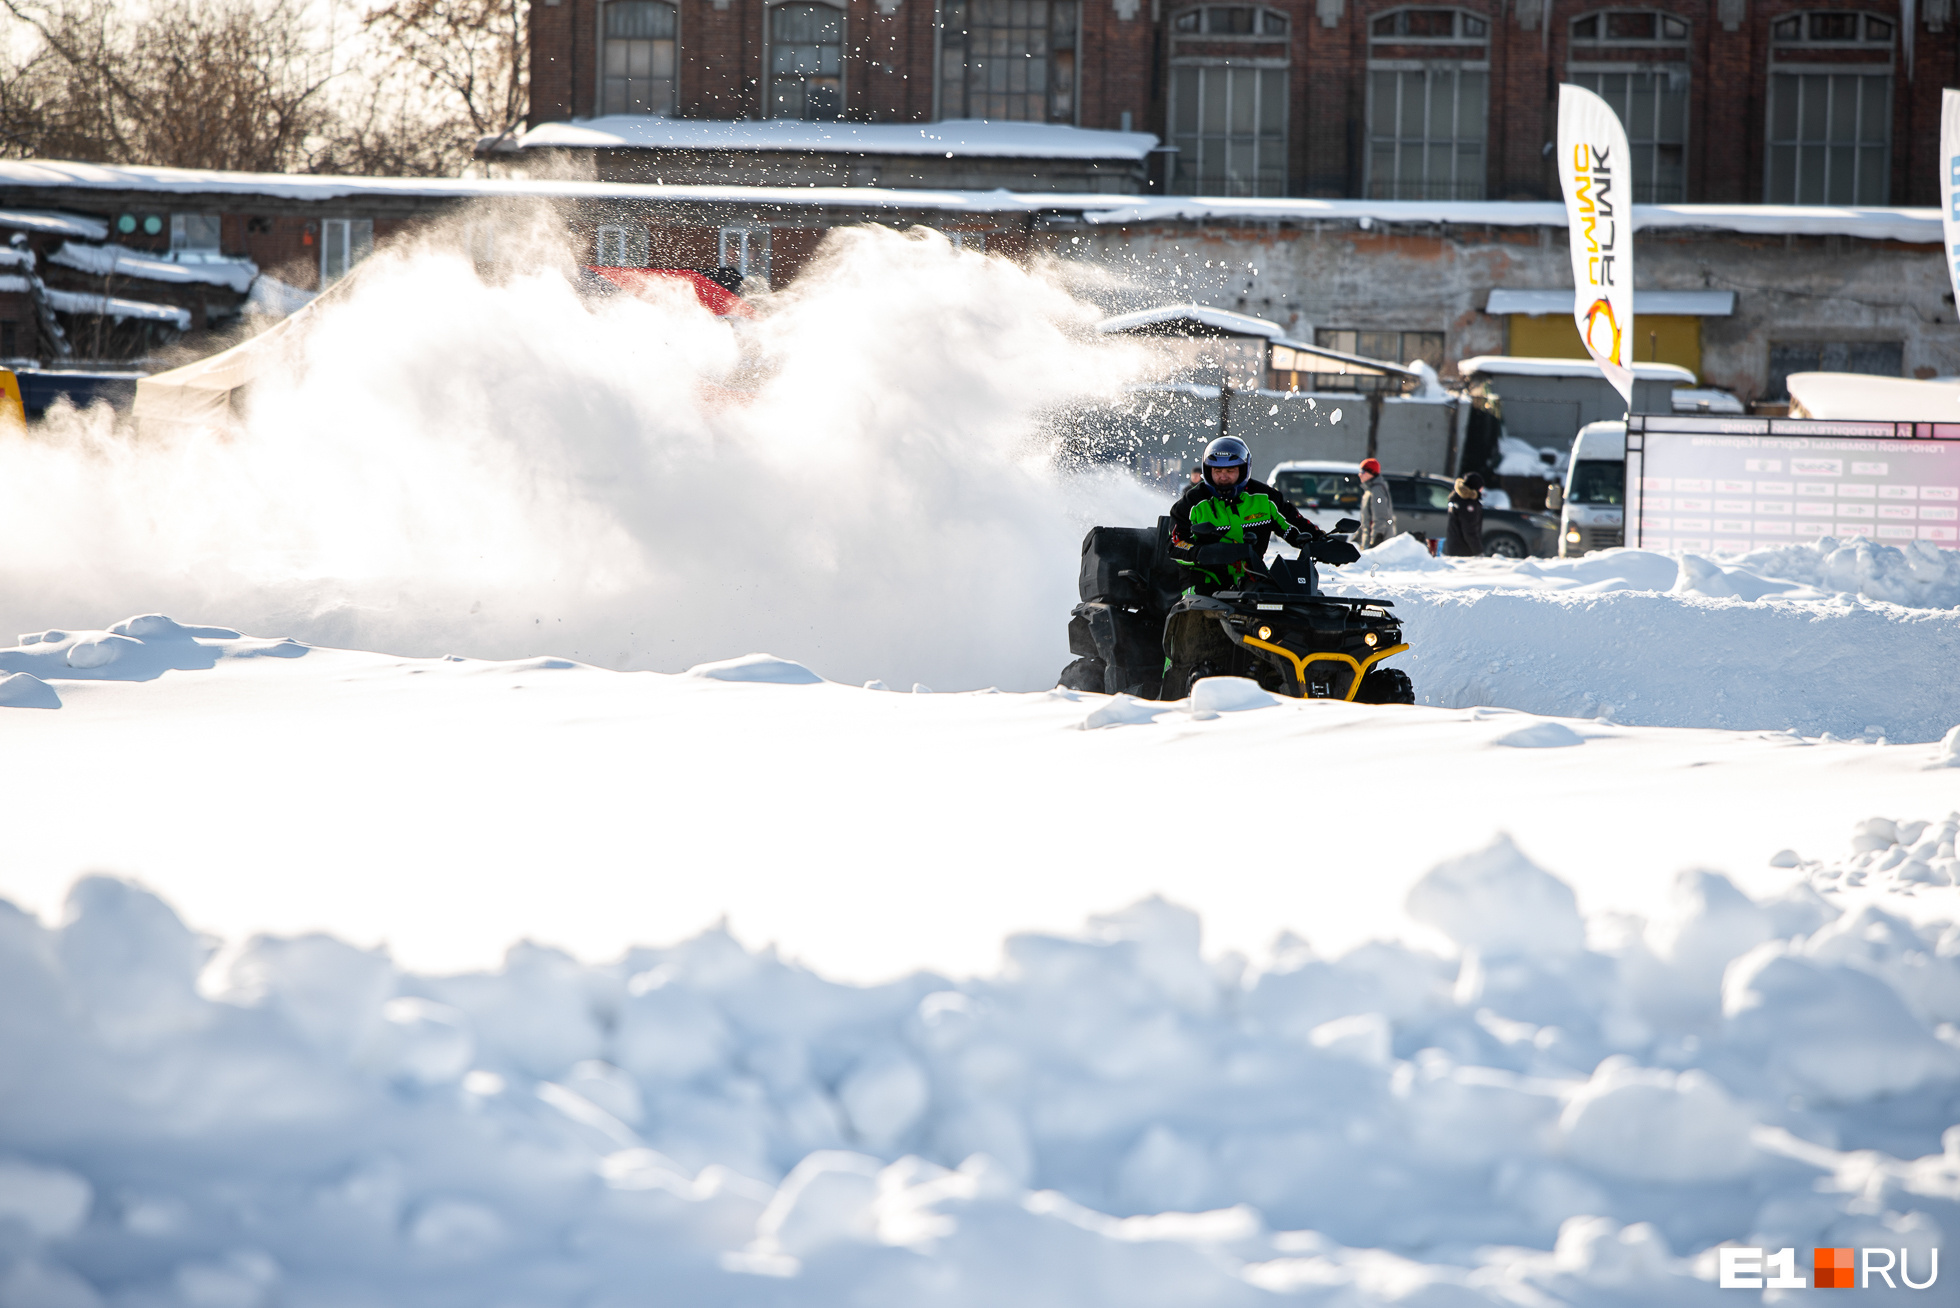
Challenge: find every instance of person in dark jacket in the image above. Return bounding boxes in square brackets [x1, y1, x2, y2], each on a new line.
[1444, 472, 1485, 557]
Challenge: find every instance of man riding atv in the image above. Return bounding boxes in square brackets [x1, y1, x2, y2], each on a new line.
[1061, 436, 1410, 704]
[1169, 436, 1360, 590]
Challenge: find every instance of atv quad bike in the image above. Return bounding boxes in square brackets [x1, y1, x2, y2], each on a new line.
[1059, 516, 1414, 704]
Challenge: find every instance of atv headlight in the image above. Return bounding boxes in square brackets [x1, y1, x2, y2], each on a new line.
[1364, 632, 1378, 647]
[1257, 625, 1273, 641]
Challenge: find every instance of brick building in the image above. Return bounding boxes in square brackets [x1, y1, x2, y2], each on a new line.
[523, 0, 1956, 204]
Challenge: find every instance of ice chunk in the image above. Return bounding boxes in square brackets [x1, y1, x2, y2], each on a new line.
[1083, 693, 1168, 729]
[837, 1049, 930, 1149]
[683, 653, 824, 684]
[1559, 1058, 1759, 1181]
[1493, 720, 1583, 748]
[1113, 1124, 1212, 1213]
[57, 877, 210, 1047]
[1405, 836, 1586, 957]
[373, 997, 473, 1084]
[0, 672, 59, 709]
[63, 634, 139, 669]
[1939, 725, 1960, 767]
[1306, 1012, 1392, 1066]
[0, 1261, 104, 1308]
[0, 1159, 91, 1239]
[1723, 944, 1960, 1101]
[753, 1151, 883, 1257]
[1187, 677, 1278, 714]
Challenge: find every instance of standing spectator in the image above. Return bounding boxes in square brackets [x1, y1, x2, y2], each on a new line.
[1188, 465, 1204, 487]
[1445, 472, 1485, 557]
[1356, 458, 1396, 549]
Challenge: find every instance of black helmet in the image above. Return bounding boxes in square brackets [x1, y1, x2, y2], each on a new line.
[1201, 436, 1251, 497]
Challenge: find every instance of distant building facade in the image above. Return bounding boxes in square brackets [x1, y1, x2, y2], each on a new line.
[525, 0, 1957, 204]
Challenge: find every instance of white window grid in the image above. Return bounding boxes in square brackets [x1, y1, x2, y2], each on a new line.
[320, 218, 373, 287]
[1762, 67, 1891, 205]
[1364, 60, 1488, 200]
[594, 224, 650, 267]
[601, 0, 678, 116]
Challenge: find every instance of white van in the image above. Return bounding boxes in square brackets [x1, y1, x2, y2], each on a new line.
[1558, 421, 1626, 557]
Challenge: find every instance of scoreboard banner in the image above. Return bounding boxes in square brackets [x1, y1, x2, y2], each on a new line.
[1625, 416, 1960, 554]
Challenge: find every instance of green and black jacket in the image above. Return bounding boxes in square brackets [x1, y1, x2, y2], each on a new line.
[1169, 478, 1324, 588]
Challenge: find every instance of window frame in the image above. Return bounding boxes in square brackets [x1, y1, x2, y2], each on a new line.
[1567, 8, 1690, 45]
[1760, 65, 1893, 205]
[1363, 8, 1490, 201]
[1165, 4, 1291, 198]
[1367, 7, 1489, 43]
[320, 218, 373, 288]
[593, 223, 651, 267]
[596, 0, 681, 118]
[935, 0, 1082, 125]
[766, 0, 847, 121]
[1568, 57, 1693, 202]
[1768, 11, 1896, 47]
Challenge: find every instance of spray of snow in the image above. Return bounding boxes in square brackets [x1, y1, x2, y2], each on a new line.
[0, 226, 1159, 690]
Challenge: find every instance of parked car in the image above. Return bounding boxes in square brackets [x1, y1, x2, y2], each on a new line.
[1269, 460, 1560, 558]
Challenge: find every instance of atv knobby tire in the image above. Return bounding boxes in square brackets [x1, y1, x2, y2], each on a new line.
[1058, 656, 1106, 692]
[1354, 666, 1415, 705]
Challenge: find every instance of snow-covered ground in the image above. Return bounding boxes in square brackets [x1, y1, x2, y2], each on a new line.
[0, 233, 1956, 1304]
[0, 616, 1957, 1306]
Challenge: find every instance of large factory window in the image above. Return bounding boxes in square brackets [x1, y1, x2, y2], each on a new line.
[939, 0, 1078, 123]
[1567, 10, 1689, 202]
[1763, 12, 1893, 204]
[601, 0, 678, 116]
[1166, 6, 1290, 197]
[1365, 9, 1489, 200]
[769, 3, 844, 120]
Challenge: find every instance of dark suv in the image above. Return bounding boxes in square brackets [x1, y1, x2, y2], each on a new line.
[1269, 461, 1560, 558]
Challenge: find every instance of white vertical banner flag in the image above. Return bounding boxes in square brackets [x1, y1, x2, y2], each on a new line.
[1557, 83, 1635, 412]
[1943, 89, 1960, 321]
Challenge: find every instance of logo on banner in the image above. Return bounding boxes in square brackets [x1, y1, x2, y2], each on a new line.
[1716, 1245, 1939, 1289]
[1582, 297, 1623, 367]
[1570, 143, 1619, 304]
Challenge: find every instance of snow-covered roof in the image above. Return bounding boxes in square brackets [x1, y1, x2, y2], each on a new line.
[35, 285, 190, 329]
[1097, 304, 1284, 337]
[1459, 355, 1699, 384]
[1786, 371, 1960, 421]
[0, 161, 1940, 243]
[0, 206, 108, 239]
[1079, 197, 1941, 244]
[48, 241, 258, 293]
[1486, 289, 1737, 317]
[518, 116, 1160, 160]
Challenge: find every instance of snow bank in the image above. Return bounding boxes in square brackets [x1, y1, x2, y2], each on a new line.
[3, 822, 1955, 1306]
[0, 226, 1158, 692]
[1329, 541, 1960, 740]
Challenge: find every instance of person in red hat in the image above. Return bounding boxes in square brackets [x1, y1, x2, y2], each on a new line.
[1357, 457, 1397, 549]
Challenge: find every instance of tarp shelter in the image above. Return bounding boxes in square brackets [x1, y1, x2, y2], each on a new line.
[132, 269, 350, 426]
[131, 307, 302, 425]
[1786, 372, 1960, 421]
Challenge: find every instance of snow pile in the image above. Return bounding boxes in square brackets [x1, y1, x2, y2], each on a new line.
[1328, 541, 1960, 739]
[0, 226, 1158, 692]
[2, 823, 1956, 1306]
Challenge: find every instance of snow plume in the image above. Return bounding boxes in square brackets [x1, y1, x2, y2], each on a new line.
[0, 224, 1159, 689]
